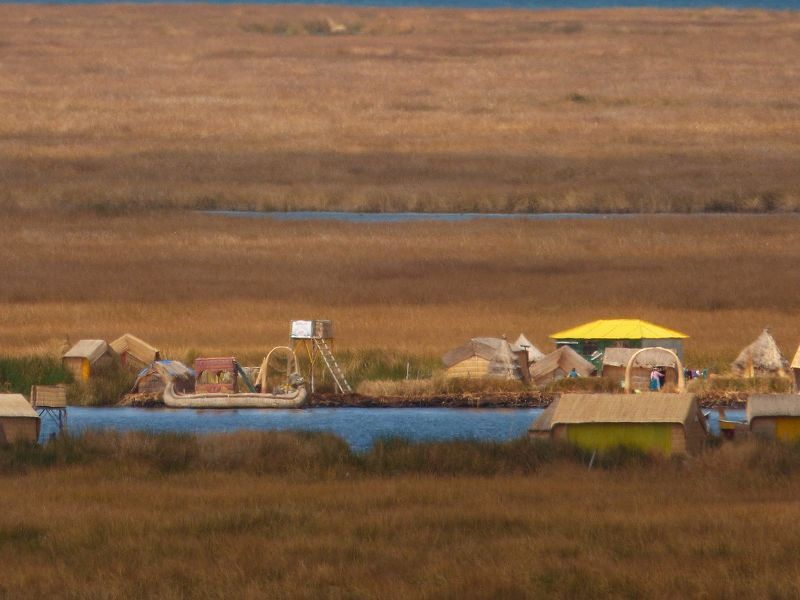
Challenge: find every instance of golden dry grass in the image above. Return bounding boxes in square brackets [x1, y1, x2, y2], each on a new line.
[0, 6, 799, 212]
[1, 211, 798, 370]
[3, 432, 800, 598]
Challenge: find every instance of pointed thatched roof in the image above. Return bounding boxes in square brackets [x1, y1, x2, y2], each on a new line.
[731, 329, 789, 376]
[442, 337, 520, 379]
[529, 346, 595, 385]
[510, 334, 545, 364]
[791, 345, 800, 370]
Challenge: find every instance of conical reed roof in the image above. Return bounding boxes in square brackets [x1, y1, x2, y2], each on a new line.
[731, 329, 788, 375]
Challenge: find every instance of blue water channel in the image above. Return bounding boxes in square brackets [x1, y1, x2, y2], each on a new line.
[38, 407, 746, 451]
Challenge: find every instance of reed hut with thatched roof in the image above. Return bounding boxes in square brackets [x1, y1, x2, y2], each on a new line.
[730, 329, 789, 377]
[510, 334, 545, 366]
[127, 360, 195, 400]
[0, 394, 40, 445]
[442, 337, 522, 380]
[110, 334, 160, 369]
[62, 340, 116, 381]
[747, 395, 800, 441]
[529, 393, 707, 455]
[529, 346, 595, 386]
[791, 346, 800, 393]
[602, 347, 680, 391]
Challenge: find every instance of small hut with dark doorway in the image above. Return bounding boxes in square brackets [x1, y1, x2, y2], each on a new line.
[529, 346, 595, 386]
[731, 329, 789, 377]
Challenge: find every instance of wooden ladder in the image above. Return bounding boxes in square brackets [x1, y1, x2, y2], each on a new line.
[313, 338, 352, 394]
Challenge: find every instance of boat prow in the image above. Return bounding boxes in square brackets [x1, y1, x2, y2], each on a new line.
[163, 382, 308, 409]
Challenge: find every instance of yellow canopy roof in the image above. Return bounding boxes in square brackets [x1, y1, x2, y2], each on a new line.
[549, 319, 689, 340]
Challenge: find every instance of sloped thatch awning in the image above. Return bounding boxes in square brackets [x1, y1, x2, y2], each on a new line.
[530, 346, 595, 384]
[791, 346, 800, 370]
[530, 393, 701, 431]
[63, 340, 110, 363]
[442, 337, 520, 378]
[747, 395, 800, 420]
[602, 347, 680, 369]
[111, 334, 160, 365]
[731, 329, 789, 376]
[550, 319, 688, 340]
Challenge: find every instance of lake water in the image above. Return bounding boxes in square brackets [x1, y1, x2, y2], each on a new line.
[39, 407, 745, 451]
[4, 0, 798, 8]
[41, 407, 543, 452]
[202, 210, 629, 223]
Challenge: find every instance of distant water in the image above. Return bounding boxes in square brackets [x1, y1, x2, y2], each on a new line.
[43, 407, 542, 452]
[203, 210, 630, 223]
[3, 0, 798, 8]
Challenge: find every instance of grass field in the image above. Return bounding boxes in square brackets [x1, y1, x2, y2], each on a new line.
[0, 211, 798, 373]
[2, 431, 800, 597]
[0, 6, 798, 213]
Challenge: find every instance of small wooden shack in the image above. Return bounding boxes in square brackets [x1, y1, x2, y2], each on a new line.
[731, 329, 789, 377]
[129, 360, 195, 397]
[529, 393, 707, 455]
[791, 346, 800, 393]
[747, 395, 800, 441]
[0, 394, 40, 445]
[110, 334, 160, 368]
[62, 340, 116, 381]
[529, 346, 595, 386]
[602, 347, 679, 390]
[442, 338, 522, 380]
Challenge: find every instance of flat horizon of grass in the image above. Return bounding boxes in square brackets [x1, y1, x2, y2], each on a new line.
[0, 6, 798, 213]
[2, 431, 800, 597]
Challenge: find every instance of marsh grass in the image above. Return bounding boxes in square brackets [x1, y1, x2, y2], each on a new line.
[0, 7, 798, 213]
[3, 432, 800, 596]
[0, 356, 71, 394]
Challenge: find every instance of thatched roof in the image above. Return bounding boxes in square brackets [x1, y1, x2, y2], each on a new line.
[731, 329, 788, 375]
[0, 394, 38, 419]
[791, 345, 800, 370]
[530, 393, 701, 431]
[510, 334, 545, 364]
[530, 346, 594, 384]
[442, 337, 520, 378]
[602, 347, 680, 369]
[110, 334, 160, 365]
[134, 360, 194, 383]
[63, 339, 110, 363]
[747, 395, 800, 420]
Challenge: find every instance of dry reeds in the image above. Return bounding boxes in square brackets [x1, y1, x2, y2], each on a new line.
[0, 6, 798, 213]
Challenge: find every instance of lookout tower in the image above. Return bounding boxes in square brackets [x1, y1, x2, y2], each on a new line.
[291, 320, 352, 394]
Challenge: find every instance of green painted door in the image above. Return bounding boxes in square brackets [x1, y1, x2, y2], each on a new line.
[566, 423, 672, 456]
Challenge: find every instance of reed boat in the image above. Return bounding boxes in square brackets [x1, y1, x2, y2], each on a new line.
[163, 382, 307, 409]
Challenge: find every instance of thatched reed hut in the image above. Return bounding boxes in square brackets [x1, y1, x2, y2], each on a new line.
[529, 393, 707, 455]
[442, 337, 523, 380]
[0, 394, 40, 445]
[62, 340, 116, 381]
[747, 395, 800, 441]
[110, 334, 160, 369]
[550, 319, 688, 368]
[129, 361, 195, 397]
[731, 329, 789, 377]
[511, 334, 545, 365]
[791, 346, 800, 393]
[529, 346, 594, 386]
[602, 347, 680, 391]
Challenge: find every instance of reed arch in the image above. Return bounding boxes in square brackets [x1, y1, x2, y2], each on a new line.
[624, 347, 685, 394]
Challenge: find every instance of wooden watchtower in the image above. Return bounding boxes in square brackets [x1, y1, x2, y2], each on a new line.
[30, 385, 68, 437]
[290, 320, 352, 394]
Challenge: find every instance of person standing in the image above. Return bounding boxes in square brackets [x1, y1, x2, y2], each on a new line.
[650, 368, 661, 391]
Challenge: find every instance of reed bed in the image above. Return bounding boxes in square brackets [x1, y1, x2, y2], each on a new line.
[2, 431, 800, 597]
[0, 6, 798, 213]
[1, 212, 798, 372]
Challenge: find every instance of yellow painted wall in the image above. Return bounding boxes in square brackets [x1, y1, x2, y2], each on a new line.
[565, 423, 673, 456]
[775, 418, 800, 442]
